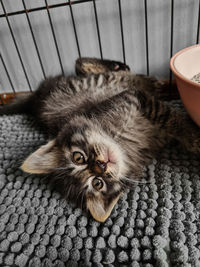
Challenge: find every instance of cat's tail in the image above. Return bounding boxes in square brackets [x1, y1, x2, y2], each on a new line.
[0, 93, 32, 115]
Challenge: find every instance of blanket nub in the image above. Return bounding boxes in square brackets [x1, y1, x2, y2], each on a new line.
[0, 110, 200, 266]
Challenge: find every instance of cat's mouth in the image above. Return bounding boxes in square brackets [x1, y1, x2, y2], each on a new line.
[102, 148, 117, 165]
[94, 148, 118, 175]
[106, 156, 117, 170]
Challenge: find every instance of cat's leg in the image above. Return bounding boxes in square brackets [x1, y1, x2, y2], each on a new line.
[133, 74, 179, 101]
[76, 58, 179, 100]
[136, 90, 200, 154]
[75, 57, 130, 76]
[76, 58, 179, 101]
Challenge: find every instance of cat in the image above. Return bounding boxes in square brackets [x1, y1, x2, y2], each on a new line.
[0, 57, 199, 222]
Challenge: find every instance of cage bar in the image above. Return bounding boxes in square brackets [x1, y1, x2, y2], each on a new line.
[45, 0, 64, 75]
[144, 0, 149, 76]
[1, 0, 32, 91]
[0, 53, 15, 93]
[118, 0, 126, 64]
[0, 0, 97, 18]
[68, 0, 81, 57]
[196, 0, 200, 44]
[22, 0, 46, 79]
[92, 0, 103, 59]
[0, 0, 197, 92]
[169, 0, 174, 86]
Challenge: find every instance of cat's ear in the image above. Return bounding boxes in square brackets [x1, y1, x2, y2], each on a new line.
[87, 193, 122, 222]
[21, 140, 59, 174]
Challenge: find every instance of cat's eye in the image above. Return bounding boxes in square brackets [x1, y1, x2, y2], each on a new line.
[92, 178, 104, 191]
[72, 151, 85, 165]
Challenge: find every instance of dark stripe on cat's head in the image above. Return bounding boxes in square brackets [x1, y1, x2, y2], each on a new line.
[56, 121, 89, 149]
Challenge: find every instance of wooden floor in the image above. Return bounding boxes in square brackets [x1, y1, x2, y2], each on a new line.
[0, 92, 30, 105]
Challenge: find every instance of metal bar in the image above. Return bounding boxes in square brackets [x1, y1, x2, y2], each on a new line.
[68, 0, 81, 57]
[196, 0, 200, 44]
[92, 0, 103, 59]
[118, 0, 126, 64]
[169, 0, 174, 86]
[144, 0, 149, 76]
[0, 0, 99, 18]
[45, 0, 64, 75]
[22, 0, 46, 79]
[1, 0, 32, 91]
[0, 53, 15, 93]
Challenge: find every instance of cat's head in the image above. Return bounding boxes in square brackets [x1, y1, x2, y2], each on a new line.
[21, 117, 128, 222]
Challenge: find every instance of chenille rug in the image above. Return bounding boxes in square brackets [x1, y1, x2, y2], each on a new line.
[0, 111, 200, 267]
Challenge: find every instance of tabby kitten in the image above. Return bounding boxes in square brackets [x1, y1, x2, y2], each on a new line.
[1, 58, 199, 222]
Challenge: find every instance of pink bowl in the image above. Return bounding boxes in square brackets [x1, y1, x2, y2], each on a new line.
[170, 44, 200, 127]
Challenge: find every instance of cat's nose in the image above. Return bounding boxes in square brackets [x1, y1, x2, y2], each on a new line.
[96, 160, 107, 173]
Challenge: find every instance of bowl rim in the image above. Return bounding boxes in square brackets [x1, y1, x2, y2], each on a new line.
[170, 44, 200, 88]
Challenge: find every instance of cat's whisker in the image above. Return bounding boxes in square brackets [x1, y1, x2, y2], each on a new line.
[52, 171, 67, 181]
[80, 188, 86, 211]
[109, 171, 117, 178]
[65, 183, 73, 200]
[76, 183, 87, 202]
[75, 183, 87, 211]
[122, 176, 153, 185]
[94, 145, 101, 156]
[109, 173, 121, 183]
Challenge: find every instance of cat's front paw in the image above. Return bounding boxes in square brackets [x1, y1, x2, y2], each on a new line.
[110, 61, 130, 72]
[75, 57, 130, 76]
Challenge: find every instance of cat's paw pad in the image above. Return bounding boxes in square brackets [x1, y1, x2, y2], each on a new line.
[112, 61, 130, 72]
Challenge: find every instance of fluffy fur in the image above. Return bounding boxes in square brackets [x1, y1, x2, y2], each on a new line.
[1, 57, 199, 222]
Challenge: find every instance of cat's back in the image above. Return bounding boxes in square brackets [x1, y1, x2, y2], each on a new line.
[39, 72, 130, 116]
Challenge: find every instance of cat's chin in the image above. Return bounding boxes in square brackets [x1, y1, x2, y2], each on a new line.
[107, 161, 116, 168]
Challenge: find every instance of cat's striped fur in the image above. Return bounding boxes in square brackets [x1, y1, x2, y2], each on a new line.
[1, 58, 199, 222]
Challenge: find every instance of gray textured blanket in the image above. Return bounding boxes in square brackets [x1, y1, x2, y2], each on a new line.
[0, 113, 200, 267]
